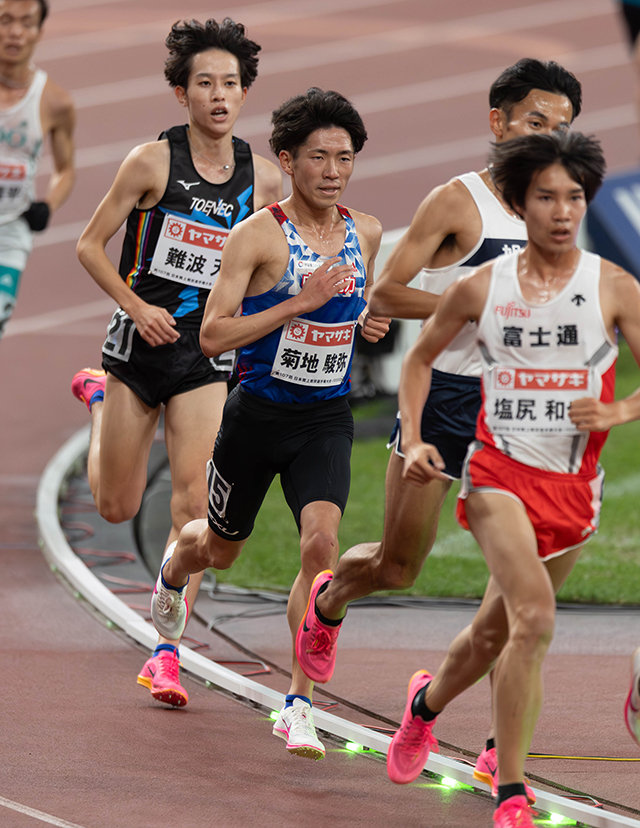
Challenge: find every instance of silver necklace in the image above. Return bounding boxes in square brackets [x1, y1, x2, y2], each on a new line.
[0, 65, 34, 90]
[190, 144, 235, 172]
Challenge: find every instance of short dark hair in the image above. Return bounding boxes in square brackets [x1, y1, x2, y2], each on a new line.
[269, 88, 368, 157]
[164, 18, 260, 90]
[489, 131, 606, 213]
[489, 58, 582, 122]
[36, 0, 48, 27]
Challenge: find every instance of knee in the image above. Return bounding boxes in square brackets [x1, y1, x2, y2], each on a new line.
[96, 495, 139, 525]
[300, 527, 339, 574]
[469, 620, 508, 664]
[510, 602, 555, 655]
[181, 522, 240, 572]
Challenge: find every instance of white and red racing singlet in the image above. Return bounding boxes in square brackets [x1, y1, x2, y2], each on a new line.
[475, 250, 617, 474]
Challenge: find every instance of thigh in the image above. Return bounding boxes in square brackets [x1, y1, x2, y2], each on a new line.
[281, 413, 353, 529]
[98, 373, 161, 499]
[164, 381, 227, 514]
[206, 389, 276, 541]
[464, 490, 555, 618]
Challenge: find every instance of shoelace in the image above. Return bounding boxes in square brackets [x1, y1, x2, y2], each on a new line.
[289, 705, 315, 736]
[398, 719, 437, 757]
[157, 585, 179, 614]
[157, 653, 180, 682]
[307, 627, 335, 655]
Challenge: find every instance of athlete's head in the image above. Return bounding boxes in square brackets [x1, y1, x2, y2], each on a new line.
[490, 58, 582, 122]
[489, 131, 605, 213]
[0, 0, 47, 32]
[269, 88, 368, 157]
[164, 18, 260, 90]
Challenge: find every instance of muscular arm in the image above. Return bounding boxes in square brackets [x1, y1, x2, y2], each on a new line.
[351, 210, 391, 342]
[398, 267, 489, 484]
[76, 141, 179, 347]
[369, 178, 481, 319]
[42, 80, 75, 212]
[199, 212, 354, 357]
[570, 262, 640, 431]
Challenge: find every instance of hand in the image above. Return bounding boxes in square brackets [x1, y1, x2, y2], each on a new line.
[131, 303, 180, 347]
[298, 257, 354, 312]
[402, 441, 448, 485]
[569, 397, 617, 432]
[21, 201, 51, 232]
[359, 311, 391, 343]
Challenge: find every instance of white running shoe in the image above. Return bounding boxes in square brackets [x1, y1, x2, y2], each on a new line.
[150, 542, 189, 640]
[625, 646, 640, 748]
[272, 698, 325, 760]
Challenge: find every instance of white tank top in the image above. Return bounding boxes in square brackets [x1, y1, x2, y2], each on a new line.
[0, 69, 47, 225]
[475, 250, 618, 474]
[419, 171, 527, 376]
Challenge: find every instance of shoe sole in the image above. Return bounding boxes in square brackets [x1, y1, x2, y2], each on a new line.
[137, 673, 188, 707]
[151, 687, 188, 707]
[272, 724, 325, 759]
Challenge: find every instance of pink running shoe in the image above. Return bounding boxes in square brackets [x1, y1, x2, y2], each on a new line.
[137, 649, 188, 707]
[295, 570, 341, 683]
[493, 795, 535, 827]
[474, 746, 537, 804]
[71, 368, 106, 413]
[387, 670, 438, 784]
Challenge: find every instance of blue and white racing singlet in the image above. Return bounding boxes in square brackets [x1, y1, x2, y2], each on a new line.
[236, 203, 367, 404]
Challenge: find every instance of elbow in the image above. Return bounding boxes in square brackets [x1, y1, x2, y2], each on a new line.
[76, 234, 89, 266]
[199, 328, 221, 358]
[368, 284, 388, 317]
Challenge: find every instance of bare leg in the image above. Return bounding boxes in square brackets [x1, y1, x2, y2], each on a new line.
[317, 451, 451, 619]
[88, 374, 160, 523]
[286, 501, 342, 699]
[425, 491, 582, 787]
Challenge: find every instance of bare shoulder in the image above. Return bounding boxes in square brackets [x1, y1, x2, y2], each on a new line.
[252, 152, 284, 208]
[41, 76, 75, 128]
[411, 176, 477, 231]
[600, 259, 640, 308]
[114, 139, 170, 205]
[228, 203, 282, 246]
[344, 206, 383, 248]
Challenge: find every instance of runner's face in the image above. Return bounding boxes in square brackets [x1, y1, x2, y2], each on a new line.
[0, 0, 42, 68]
[282, 127, 355, 209]
[176, 48, 247, 137]
[492, 89, 574, 141]
[519, 163, 586, 253]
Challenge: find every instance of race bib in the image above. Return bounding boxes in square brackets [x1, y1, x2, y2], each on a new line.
[485, 364, 593, 435]
[150, 212, 229, 289]
[0, 162, 27, 208]
[271, 317, 356, 387]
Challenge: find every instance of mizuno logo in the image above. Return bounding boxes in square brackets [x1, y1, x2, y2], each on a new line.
[178, 180, 200, 190]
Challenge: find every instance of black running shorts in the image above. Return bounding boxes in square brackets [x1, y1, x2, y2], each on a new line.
[206, 384, 354, 540]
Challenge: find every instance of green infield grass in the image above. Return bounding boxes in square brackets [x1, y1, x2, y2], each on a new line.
[213, 340, 640, 605]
